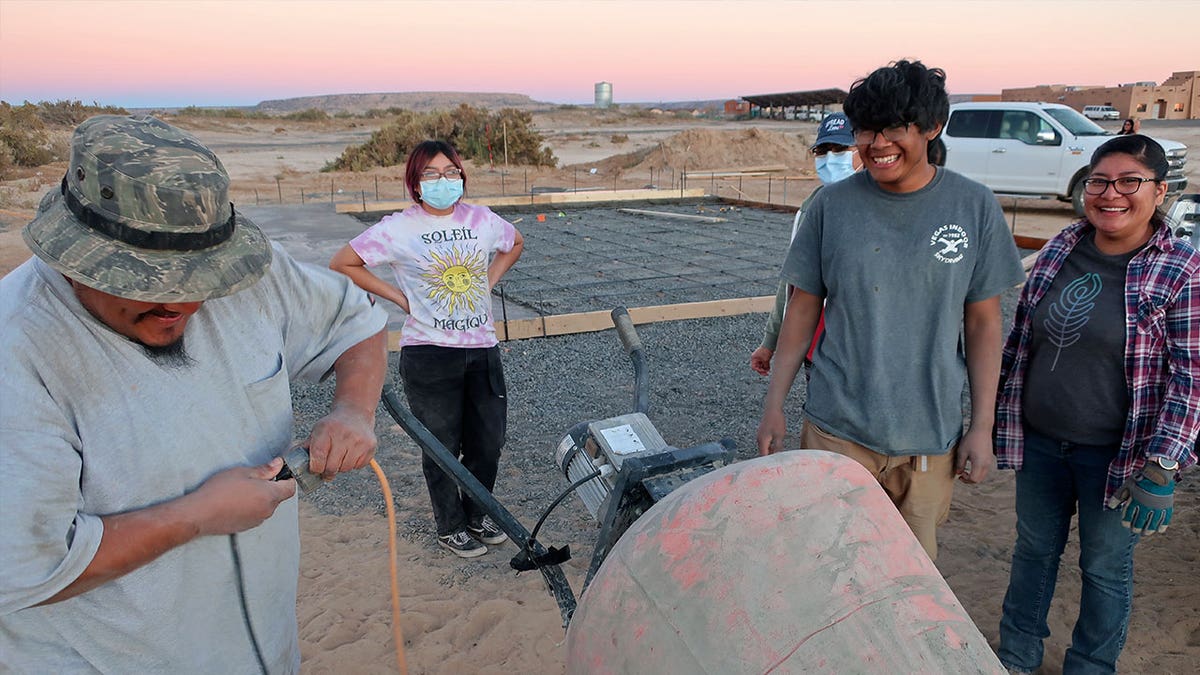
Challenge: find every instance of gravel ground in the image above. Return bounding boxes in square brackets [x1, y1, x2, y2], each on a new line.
[292, 284, 1023, 562]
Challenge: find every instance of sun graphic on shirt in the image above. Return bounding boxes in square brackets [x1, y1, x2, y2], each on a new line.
[420, 246, 488, 314]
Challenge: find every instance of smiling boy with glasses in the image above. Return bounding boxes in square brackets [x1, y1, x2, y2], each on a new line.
[756, 60, 1024, 560]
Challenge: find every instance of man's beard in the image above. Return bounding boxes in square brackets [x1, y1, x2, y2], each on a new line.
[139, 336, 194, 369]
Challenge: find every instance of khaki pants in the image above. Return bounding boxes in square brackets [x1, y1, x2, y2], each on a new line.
[800, 418, 955, 560]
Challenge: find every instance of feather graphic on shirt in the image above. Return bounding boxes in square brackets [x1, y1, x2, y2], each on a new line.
[1043, 273, 1102, 370]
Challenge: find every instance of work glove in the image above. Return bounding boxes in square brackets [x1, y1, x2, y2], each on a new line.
[1107, 463, 1174, 535]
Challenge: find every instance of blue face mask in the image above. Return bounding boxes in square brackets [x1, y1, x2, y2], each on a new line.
[815, 151, 856, 185]
[419, 178, 464, 210]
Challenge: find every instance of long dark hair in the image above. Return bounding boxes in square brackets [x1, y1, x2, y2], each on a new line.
[404, 140, 467, 203]
[1089, 134, 1168, 228]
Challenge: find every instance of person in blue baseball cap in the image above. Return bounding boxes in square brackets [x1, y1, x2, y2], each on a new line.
[749, 112, 860, 377]
[810, 112, 859, 184]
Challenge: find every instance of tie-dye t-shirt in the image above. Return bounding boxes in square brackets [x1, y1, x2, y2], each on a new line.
[350, 202, 517, 348]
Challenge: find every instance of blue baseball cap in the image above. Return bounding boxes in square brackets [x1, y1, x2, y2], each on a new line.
[812, 113, 855, 149]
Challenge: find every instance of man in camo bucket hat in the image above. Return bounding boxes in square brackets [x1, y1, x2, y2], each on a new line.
[23, 114, 271, 301]
[1, 115, 388, 671]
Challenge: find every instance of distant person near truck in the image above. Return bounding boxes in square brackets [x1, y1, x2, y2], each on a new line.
[756, 59, 1024, 561]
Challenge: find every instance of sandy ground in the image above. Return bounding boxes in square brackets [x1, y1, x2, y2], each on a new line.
[2, 111, 1199, 673]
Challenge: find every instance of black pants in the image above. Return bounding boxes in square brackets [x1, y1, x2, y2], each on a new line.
[400, 345, 507, 536]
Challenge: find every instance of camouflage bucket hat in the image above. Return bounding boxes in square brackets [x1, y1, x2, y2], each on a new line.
[22, 114, 271, 302]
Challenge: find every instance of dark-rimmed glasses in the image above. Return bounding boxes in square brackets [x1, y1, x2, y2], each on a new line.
[1081, 176, 1158, 195]
[853, 124, 910, 145]
[420, 168, 463, 181]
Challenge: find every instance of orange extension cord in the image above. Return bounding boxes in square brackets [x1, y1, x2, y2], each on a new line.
[368, 459, 409, 675]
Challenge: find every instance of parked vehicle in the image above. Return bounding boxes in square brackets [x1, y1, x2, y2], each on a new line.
[1168, 193, 1200, 247]
[1082, 104, 1121, 120]
[941, 102, 1188, 216]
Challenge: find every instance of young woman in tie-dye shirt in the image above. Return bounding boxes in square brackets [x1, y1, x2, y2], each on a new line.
[330, 140, 524, 559]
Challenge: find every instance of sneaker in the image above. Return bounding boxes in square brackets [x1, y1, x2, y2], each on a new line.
[467, 515, 508, 545]
[438, 530, 487, 558]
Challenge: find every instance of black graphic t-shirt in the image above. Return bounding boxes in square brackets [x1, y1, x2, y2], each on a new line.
[1023, 232, 1141, 445]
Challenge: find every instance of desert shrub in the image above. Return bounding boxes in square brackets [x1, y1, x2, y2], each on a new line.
[325, 105, 556, 172]
[174, 106, 269, 119]
[0, 103, 53, 175]
[33, 100, 128, 126]
[363, 107, 409, 119]
[0, 100, 133, 176]
[610, 134, 629, 144]
[0, 143, 16, 178]
[283, 108, 330, 122]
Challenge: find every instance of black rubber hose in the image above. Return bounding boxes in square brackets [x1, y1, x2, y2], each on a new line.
[611, 307, 650, 415]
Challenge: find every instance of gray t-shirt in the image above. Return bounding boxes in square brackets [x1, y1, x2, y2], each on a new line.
[783, 168, 1024, 455]
[0, 243, 387, 673]
[1023, 232, 1137, 445]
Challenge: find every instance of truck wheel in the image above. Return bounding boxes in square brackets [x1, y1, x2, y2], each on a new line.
[1071, 179, 1086, 217]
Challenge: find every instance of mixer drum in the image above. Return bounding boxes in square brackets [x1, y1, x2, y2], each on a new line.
[566, 450, 1003, 674]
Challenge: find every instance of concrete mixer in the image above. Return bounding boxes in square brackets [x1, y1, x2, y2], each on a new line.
[383, 307, 1004, 672]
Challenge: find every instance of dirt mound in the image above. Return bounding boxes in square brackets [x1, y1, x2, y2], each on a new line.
[573, 127, 814, 175]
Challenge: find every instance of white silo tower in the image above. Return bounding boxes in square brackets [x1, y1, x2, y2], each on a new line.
[595, 81, 613, 109]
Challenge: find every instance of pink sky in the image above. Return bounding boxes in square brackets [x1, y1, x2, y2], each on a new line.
[1, 0, 1195, 108]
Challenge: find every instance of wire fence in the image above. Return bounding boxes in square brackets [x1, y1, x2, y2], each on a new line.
[233, 168, 822, 212]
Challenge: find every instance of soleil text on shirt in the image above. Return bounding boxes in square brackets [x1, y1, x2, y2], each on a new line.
[422, 228, 479, 245]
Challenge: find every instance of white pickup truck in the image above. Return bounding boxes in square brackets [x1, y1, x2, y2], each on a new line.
[941, 102, 1188, 216]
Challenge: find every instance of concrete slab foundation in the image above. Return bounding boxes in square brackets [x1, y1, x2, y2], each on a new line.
[248, 197, 796, 337]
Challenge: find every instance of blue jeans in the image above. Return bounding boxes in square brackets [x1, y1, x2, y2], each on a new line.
[997, 427, 1138, 674]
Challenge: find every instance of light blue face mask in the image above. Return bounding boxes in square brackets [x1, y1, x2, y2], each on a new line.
[815, 151, 856, 185]
[419, 178, 464, 210]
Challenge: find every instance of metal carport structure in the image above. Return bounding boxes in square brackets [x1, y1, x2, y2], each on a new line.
[741, 88, 848, 119]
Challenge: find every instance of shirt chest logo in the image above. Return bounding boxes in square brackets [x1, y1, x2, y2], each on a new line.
[930, 224, 969, 264]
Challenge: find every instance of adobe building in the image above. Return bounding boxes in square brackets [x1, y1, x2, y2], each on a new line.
[1002, 70, 1199, 120]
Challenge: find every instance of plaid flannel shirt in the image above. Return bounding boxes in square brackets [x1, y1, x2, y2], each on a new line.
[995, 219, 1200, 505]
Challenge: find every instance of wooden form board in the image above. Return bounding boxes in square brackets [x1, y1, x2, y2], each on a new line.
[683, 171, 774, 179]
[385, 295, 775, 350]
[716, 196, 802, 213]
[1013, 234, 1050, 251]
[617, 208, 727, 223]
[687, 164, 788, 174]
[337, 188, 707, 214]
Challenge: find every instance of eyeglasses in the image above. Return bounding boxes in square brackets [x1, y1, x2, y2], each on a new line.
[420, 168, 463, 181]
[1081, 176, 1157, 195]
[811, 144, 854, 157]
[853, 124, 911, 145]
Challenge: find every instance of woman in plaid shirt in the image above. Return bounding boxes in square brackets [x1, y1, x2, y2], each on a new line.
[994, 135, 1200, 675]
